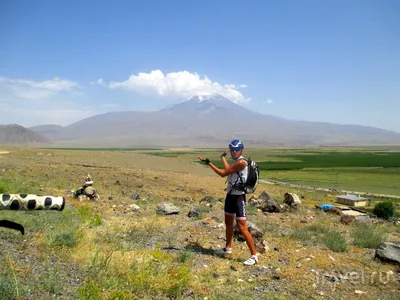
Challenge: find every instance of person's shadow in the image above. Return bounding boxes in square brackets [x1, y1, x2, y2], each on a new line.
[160, 241, 216, 256]
[184, 241, 216, 256]
[162, 241, 242, 263]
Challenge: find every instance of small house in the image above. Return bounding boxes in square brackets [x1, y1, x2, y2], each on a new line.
[336, 194, 368, 207]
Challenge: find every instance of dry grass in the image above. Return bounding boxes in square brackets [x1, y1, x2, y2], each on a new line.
[1, 147, 399, 299]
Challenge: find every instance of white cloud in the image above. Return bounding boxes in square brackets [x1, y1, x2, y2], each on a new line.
[95, 78, 106, 86]
[0, 76, 88, 126]
[106, 70, 250, 103]
[265, 99, 273, 104]
[0, 76, 79, 100]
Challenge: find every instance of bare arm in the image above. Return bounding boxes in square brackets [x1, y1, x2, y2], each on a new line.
[198, 156, 246, 177]
[221, 151, 230, 169]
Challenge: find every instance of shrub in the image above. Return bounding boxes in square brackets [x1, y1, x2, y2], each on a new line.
[373, 202, 395, 219]
[0, 276, 16, 300]
[78, 281, 102, 300]
[323, 230, 347, 252]
[351, 223, 390, 248]
[89, 214, 102, 226]
[108, 291, 130, 300]
[128, 251, 192, 299]
[289, 224, 328, 245]
[50, 231, 78, 248]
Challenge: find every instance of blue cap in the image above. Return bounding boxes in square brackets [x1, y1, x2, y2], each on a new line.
[229, 139, 244, 151]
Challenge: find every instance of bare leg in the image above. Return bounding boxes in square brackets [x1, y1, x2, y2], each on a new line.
[225, 214, 234, 248]
[236, 219, 256, 255]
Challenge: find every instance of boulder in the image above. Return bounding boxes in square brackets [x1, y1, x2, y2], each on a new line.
[156, 203, 180, 215]
[234, 221, 263, 242]
[83, 186, 96, 197]
[375, 242, 400, 264]
[255, 240, 270, 254]
[188, 207, 201, 218]
[340, 214, 356, 225]
[261, 199, 281, 213]
[284, 193, 301, 209]
[259, 191, 273, 201]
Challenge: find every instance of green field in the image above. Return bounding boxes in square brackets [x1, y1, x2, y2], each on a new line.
[143, 148, 400, 196]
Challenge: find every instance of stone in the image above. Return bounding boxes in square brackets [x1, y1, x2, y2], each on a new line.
[340, 214, 356, 225]
[284, 193, 301, 208]
[83, 186, 96, 197]
[262, 199, 281, 213]
[233, 221, 263, 242]
[375, 242, 400, 264]
[259, 191, 273, 201]
[156, 203, 180, 215]
[130, 192, 140, 200]
[256, 240, 269, 253]
[129, 204, 141, 212]
[188, 207, 201, 218]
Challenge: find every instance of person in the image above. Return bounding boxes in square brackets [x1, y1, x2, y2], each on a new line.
[198, 139, 258, 266]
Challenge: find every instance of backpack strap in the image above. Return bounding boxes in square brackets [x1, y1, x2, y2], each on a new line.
[234, 157, 247, 189]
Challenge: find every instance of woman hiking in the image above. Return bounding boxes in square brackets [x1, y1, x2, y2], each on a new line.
[198, 139, 258, 266]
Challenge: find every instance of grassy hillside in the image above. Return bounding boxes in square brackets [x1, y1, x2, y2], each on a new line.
[0, 148, 399, 299]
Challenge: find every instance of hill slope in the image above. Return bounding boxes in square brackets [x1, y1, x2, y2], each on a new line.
[0, 124, 52, 145]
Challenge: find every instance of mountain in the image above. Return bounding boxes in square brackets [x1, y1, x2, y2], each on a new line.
[0, 124, 53, 145]
[29, 124, 65, 141]
[29, 94, 400, 147]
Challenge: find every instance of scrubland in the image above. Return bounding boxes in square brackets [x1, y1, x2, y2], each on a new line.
[0, 148, 399, 299]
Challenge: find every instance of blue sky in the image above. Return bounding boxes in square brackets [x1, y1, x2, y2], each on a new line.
[1, 0, 399, 132]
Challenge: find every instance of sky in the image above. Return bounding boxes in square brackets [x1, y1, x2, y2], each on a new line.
[0, 0, 399, 132]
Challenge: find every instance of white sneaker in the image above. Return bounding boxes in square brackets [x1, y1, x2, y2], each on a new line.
[215, 247, 232, 255]
[243, 256, 258, 266]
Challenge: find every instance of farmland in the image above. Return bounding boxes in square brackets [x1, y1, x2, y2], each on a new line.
[145, 147, 400, 196]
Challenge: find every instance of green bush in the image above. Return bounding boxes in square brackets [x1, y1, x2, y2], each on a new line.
[50, 231, 78, 248]
[289, 224, 328, 245]
[373, 202, 395, 220]
[351, 223, 390, 248]
[0, 276, 16, 300]
[323, 230, 348, 252]
[78, 281, 102, 300]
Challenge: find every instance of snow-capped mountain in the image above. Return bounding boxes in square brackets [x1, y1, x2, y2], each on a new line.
[28, 94, 400, 147]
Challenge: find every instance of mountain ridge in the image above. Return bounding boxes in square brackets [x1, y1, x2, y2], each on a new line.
[18, 94, 400, 147]
[0, 124, 53, 145]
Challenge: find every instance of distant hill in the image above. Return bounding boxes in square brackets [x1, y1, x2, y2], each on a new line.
[29, 124, 65, 141]
[28, 94, 400, 147]
[0, 124, 53, 145]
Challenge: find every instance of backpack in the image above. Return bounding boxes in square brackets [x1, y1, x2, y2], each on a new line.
[235, 158, 260, 194]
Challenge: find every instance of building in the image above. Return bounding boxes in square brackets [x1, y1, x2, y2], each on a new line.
[336, 194, 368, 207]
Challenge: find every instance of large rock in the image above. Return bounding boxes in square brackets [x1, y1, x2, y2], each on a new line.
[259, 191, 273, 201]
[375, 242, 400, 264]
[261, 199, 282, 213]
[234, 221, 264, 242]
[83, 186, 96, 197]
[156, 203, 180, 215]
[284, 193, 301, 209]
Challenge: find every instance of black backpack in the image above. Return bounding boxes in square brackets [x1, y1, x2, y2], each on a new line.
[235, 158, 260, 194]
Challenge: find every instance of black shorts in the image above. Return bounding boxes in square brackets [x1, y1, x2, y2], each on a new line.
[224, 194, 247, 220]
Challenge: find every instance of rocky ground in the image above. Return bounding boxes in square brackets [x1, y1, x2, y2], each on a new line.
[0, 148, 399, 299]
